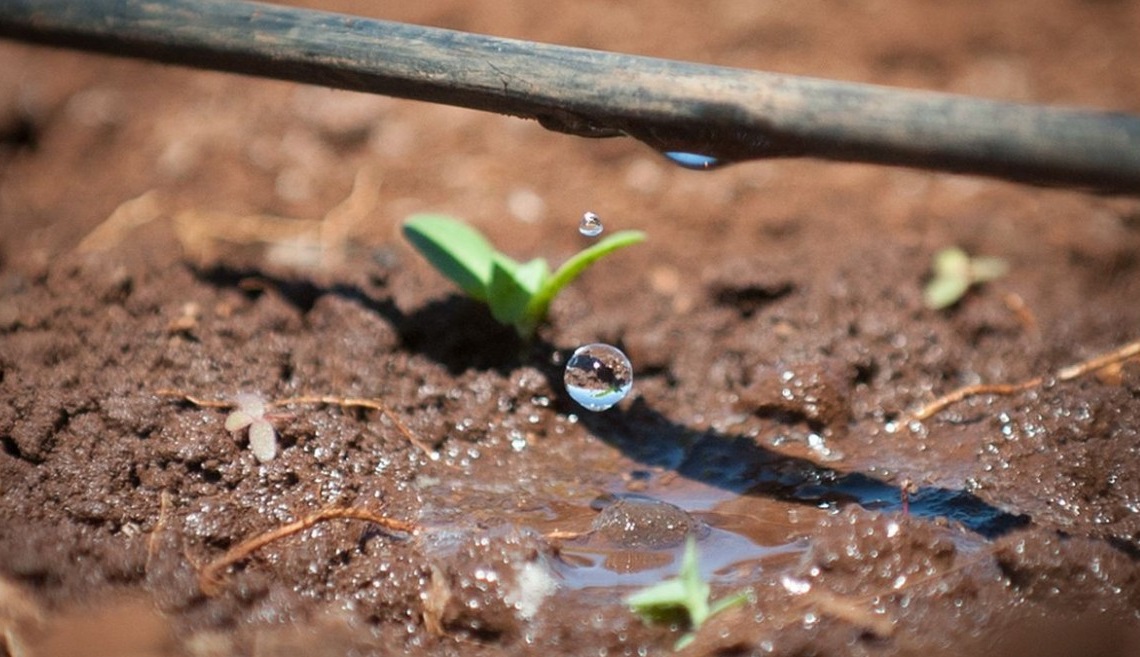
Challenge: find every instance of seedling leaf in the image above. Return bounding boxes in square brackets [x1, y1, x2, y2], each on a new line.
[487, 253, 536, 330]
[224, 410, 256, 432]
[525, 230, 646, 326]
[403, 215, 643, 339]
[970, 255, 1009, 282]
[514, 257, 550, 294]
[403, 214, 496, 301]
[923, 275, 971, 311]
[625, 578, 692, 623]
[708, 589, 751, 617]
[248, 420, 278, 463]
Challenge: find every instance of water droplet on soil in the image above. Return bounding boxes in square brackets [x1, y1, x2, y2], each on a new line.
[663, 151, 723, 170]
[564, 343, 633, 411]
[579, 211, 604, 237]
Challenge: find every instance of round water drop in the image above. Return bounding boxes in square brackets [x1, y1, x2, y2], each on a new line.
[663, 151, 722, 170]
[564, 343, 633, 411]
[579, 211, 604, 237]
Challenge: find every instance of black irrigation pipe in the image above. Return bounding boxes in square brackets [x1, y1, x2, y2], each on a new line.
[2, 0, 1139, 194]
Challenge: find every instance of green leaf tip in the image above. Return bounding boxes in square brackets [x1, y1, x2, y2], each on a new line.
[402, 214, 643, 339]
[487, 254, 535, 327]
[525, 230, 645, 327]
[402, 214, 496, 301]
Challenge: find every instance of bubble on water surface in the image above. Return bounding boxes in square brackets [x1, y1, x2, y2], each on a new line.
[579, 211, 604, 237]
[564, 343, 633, 411]
[663, 152, 723, 170]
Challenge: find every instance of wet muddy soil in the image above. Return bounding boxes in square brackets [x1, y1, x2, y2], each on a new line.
[2, 1, 1140, 655]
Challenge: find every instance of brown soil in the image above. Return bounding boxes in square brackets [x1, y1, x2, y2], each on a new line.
[3, 1, 1140, 655]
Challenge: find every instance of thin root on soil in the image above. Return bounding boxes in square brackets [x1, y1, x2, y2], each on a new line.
[912, 338, 1140, 421]
[197, 506, 417, 596]
[155, 390, 435, 456]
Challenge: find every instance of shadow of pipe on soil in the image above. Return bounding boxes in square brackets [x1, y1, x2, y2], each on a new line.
[193, 266, 1029, 539]
[558, 396, 1029, 539]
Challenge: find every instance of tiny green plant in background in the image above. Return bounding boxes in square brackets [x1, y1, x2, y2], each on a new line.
[626, 536, 749, 650]
[403, 214, 645, 339]
[923, 247, 1009, 310]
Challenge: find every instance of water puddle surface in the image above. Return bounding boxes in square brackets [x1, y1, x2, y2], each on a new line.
[411, 407, 1029, 616]
[552, 513, 809, 590]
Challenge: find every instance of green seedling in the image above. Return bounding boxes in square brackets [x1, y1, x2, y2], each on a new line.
[626, 536, 749, 650]
[923, 247, 1008, 310]
[403, 214, 645, 339]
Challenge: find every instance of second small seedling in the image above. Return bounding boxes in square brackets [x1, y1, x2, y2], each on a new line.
[225, 393, 278, 462]
[626, 536, 749, 650]
[403, 214, 645, 339]
[923, 247, 1008, 310]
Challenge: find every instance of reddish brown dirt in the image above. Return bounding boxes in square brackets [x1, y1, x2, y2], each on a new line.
[2, 1, 1140, 656]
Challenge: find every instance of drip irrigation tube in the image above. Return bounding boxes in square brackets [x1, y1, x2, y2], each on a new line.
[2, 0, 1139, 194]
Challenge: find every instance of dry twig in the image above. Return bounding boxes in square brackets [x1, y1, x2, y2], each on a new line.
[913, 339, 1140, 421]
[273, 395, 435, 457]
[74, 189, 163, 253]
[198, 506, 416, 595]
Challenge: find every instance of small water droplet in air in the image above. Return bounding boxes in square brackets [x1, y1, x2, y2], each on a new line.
[663, 152, 722, 170]
[579, 211, 604, 237]
[564, 343, 633, 411]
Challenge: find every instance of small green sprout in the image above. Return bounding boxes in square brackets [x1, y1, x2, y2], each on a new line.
[625, 536, 749, 650]
[923, 247, 1009, 310]
[403, 214, 645, 339]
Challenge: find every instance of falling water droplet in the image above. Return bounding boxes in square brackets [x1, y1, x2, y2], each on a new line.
[579, 211, 604, 237]
[564, 343, 633, 411]
[663, 152, 723, 170]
